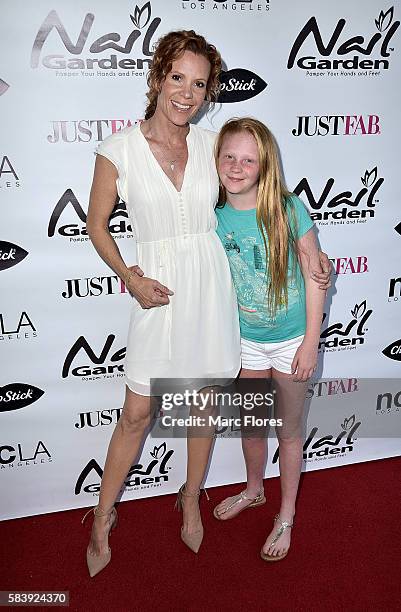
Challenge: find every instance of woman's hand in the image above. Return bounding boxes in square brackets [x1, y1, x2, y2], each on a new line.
[291, 340, 318, 382]
[126, 268, 173, 309]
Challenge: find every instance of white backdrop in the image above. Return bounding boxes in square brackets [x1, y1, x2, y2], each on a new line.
[1, 0, 400, 520]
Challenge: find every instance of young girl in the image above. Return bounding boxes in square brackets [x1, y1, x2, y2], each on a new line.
[213, 117, 326, 561]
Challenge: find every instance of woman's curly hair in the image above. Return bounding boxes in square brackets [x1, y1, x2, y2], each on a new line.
[144, 30, 222, 120]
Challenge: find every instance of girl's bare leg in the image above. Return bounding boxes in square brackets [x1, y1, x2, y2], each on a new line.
[261, 369, 307, 558]
[87, 386, 151, 556]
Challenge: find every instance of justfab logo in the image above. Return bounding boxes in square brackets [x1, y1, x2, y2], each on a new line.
[0, 79, 9, 96]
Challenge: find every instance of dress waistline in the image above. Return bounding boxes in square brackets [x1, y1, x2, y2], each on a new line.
[136, 229, 215, 245]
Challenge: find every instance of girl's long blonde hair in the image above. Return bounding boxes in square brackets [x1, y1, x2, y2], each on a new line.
[215, 117, 297, 315]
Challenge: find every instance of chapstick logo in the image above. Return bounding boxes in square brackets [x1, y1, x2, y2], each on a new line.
[0, 241, 28, 271]
[218, 69, 267, 103]
[0, 384, 44, 413]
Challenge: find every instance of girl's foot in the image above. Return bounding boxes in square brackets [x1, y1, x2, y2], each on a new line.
[261, 513, 294, 560]
[214, 488, 265, 520]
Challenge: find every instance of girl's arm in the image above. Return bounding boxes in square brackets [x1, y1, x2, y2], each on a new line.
[292, 228, 326, 381]
[87, 155, 173, 308]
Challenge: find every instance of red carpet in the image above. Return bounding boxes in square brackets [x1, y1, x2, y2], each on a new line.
[1, 457, 401, 612]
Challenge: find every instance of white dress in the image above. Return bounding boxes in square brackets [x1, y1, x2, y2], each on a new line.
[96, 123, 241, 395]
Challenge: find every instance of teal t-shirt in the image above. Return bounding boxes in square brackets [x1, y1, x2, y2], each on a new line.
[215, 195, 314, 343]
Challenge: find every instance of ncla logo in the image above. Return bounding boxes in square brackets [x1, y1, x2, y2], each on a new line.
[0, 241, 28, 271]
[288, 7, 399, 74]
[0, 384, 44, 413]
[75, 443, 174, 494]
[62, 276, 128, 299]
[382, 339, 401, 361]
[273, 415, 361, 463]
[181, 0, 270, 13]
[62, 335, 125, 380]
[47, 119, 136, 143]
[48, 189, 133, 243]
[319, 301, 372, 352]
[0, 441, 51, 468]
[0, 156, 20, 188]
[0, 311, 37, 341]
[31, 2, 161, 75]
[293, 167, 384, 225]
[292, 115, 380, 137]
[218, 69, 267, 103]
[388, 277, 401, 302]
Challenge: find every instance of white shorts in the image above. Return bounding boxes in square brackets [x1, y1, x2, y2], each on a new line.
[240, 335, 304, 374]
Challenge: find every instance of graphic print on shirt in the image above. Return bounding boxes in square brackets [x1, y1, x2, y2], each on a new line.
[222, 229, 301, 329]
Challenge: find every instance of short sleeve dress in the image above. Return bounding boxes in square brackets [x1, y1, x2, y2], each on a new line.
[96, 123, 241, 395]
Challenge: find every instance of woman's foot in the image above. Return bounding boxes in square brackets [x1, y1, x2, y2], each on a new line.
[181, 492, 202, 535]
[214, 488, 265, 520]
[87, 512, 115, 557]
[176, 485, 204, 553]
[261, 513, 294, 560]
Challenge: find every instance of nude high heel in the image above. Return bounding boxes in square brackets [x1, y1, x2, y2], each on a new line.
[175, 484, 209, 554]
[82, 505, 118, 577]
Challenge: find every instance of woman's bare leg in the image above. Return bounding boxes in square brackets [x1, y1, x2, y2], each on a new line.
[261, 369, 307, 558]
[88, 386, 150, 556]
[183, 387, 219, 534]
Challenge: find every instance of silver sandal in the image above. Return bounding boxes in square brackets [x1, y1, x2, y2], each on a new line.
[260, 514, 293, 562]
[213, 489, 266, 521]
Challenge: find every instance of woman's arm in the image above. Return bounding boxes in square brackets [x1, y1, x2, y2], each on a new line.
[86, 155, 173, 308]
[291, 228, 326, 381]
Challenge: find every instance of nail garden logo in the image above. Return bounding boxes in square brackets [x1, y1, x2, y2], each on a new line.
[75, 443, 174, 495]
[292, 115, 381, 137]
[382, 338, 401, 361]
[217, 69, 267, 103]
[319, 300, 372, 352]
[0, 384, 44, 413]
[0, 241, 28, 271]
[62, 275, 129, 299]
[288, 6, 399, 76]
[180, 0, 270, 13]
[293, 167, 384, 225]
[62, 335, 125, 381]
[31, 2, 161, 77]
[0, 311, 37, 341]
[48, 189, 133, 243]
[388, 277, 401, 302]
[0, 441, 52, 469]
[274, 415, 361, 464]
[47, 119, 137, 144]
[0, 156, 20, 189]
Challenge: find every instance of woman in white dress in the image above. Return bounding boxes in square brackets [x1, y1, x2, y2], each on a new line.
[83, 30, 241, 577]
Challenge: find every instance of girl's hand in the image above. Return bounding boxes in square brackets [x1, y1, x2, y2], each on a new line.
[291, 340, 318, 382]
[310, 251, 332, 289]
[127, 272, 174, 309]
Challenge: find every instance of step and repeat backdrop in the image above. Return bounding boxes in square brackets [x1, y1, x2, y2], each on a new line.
[1, 0, 400, 520]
